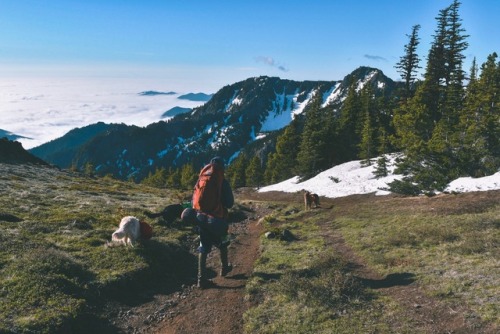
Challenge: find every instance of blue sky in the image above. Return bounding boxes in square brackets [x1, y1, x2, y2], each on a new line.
[1, 0, 499, 92]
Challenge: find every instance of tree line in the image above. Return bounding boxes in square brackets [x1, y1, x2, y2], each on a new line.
[391, 0, 499, 193]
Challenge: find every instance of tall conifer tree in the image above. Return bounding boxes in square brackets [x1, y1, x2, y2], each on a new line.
[296, 93, 330, 179]
[395, 24, 421, 100]
[458, 53, 500, 176]
[358, 85, 378, 164]
[272, 119, 302, 181]
[337, 82, 363, 162]
[245, 156, 264, 187]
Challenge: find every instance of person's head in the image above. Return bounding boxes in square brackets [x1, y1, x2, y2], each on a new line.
[210, 156, 224, 168]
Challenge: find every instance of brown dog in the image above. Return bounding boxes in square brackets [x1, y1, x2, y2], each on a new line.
[303, 190, 320, 210]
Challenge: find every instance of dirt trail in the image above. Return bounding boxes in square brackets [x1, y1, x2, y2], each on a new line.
[151, 211, 263, 334]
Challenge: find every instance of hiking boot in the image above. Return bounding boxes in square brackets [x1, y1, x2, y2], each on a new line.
[220, 263, 233, 277]
[197, 278, 214, 289]
[219, 247, 232, 277]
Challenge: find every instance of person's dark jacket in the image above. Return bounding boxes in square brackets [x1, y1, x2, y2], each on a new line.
[221, 179, 234, 210]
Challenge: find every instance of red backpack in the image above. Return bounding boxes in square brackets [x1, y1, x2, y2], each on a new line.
[139, 221, 153, 240]
[192, 162, 224, 217]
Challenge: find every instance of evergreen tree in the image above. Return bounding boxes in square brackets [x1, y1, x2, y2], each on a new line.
[458, 53, 500, 176]
[83, 162, 95, 177]
[426, 0, 469, 183]
[392, 0, 472, 192]
[378, 127, 389, 156]
[180, 164, 197, 190]
[245, 156, 264, 187]
[296, 93, 331, 179]
[263, 152, 279, 184]
[227, 154, 248, 188]
[142, 167, 168, 188]
[395, 24, 421, 100]
[336, 82, 363, 162]
[469, 57, 478, 83]
[270, 119, 302, 182]
[421, 5, 449, 125]
[445, 0, 469, 89]
[166, 167, 181, 188]
[373, 155, 389, 178]
[358, 86, 378, 165]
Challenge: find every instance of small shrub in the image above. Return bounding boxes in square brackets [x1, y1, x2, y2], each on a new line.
[387, 179, 421, 196]
[329, 176, 340, 183]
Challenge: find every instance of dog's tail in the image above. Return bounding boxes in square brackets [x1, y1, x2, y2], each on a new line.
[144, 211, 162, 218]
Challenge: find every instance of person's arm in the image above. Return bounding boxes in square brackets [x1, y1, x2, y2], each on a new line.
[221, 179, 234, 209]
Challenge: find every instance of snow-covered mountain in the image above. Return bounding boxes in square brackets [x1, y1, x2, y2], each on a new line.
[30, 67, 400, 180]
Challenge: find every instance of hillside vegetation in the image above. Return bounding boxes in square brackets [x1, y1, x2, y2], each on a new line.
[0, 163, 195, 333]
[1, 163, 498, 333]
[242, 190, 499, 333]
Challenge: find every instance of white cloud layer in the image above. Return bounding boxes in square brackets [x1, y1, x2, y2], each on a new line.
[0, 77, 204, 149]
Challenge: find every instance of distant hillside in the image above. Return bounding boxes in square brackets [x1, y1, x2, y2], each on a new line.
[178, 92, 213, 102]
[161, 106, 192, 118]
[30, 122, 118, 168]
[31, 67, 399, 180]
[0, 129, 31, 141]
[139, 90, 176, 96]
[0, 138, 49, 165]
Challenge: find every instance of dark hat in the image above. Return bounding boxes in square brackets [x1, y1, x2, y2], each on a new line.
[210, 156, 224, 166]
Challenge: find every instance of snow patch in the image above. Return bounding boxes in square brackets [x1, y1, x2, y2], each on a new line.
[322, 83, 341, 107]
[259, 154, 500, 198]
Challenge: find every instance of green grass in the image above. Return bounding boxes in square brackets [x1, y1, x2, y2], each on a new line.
[2, 163, 498, 333]
[0, 164, 194, 333]
[338, 202, 499, 322]
[243, 193, 500, 333]
[245, 207, 389, 333]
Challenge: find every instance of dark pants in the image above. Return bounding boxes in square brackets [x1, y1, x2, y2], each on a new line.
[196, 212, 229, 254]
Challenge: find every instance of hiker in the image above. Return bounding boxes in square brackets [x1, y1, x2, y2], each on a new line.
[181, 156, 234, 288]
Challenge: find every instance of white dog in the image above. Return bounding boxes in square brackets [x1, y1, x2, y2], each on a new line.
[112, 216, 141, 247]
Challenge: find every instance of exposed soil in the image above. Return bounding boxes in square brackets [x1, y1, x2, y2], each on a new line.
[108, 189, 499, 334]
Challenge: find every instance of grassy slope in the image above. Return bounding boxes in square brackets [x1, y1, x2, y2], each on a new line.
[1, 164, 498, 333]
[0, 163, 193, 333]
[243, 191, 499, 333]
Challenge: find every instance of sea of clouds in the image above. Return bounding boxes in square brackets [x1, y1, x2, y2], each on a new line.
[0, 77, 206, 149]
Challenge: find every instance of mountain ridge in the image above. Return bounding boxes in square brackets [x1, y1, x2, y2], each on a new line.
[30, 67, 399, 180]
[0, 138, 49, 165]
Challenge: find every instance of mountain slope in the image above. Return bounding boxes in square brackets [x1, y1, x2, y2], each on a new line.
[0, 129, 31, 141]
[0, 138, 49, 165]
[31, 67, 399, 180]
[30, 122, 118, 168]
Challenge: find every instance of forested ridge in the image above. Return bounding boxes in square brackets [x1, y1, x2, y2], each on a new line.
[142, 0, 498, 195]
[233, 0, 498, 194]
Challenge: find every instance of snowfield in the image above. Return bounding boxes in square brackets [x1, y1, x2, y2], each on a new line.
[259, 154, 500, 198]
